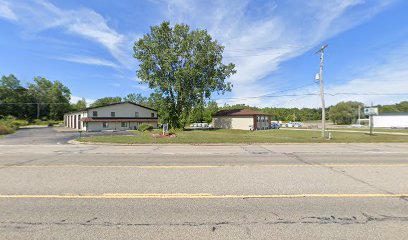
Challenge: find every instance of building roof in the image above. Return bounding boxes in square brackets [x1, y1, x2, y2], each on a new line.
[81, 117, 158, 122]
[378, 112, 408, 116]
[85, 101, 157, 112]
[213, 109, 270, 117]
[65, 101, 157, 115]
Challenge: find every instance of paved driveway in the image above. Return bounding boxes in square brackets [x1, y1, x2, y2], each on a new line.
[0, 127, 136, 145]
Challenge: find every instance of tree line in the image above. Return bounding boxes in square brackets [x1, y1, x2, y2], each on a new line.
[3, 72, 406, 126]
[2, 21, 407, 127]
[0, 74, 71, 121]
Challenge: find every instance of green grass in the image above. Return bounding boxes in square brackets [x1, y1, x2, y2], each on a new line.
[30, 119, 63, 126]
[78, 129, 408, 144]
[327, 128, 408, 133]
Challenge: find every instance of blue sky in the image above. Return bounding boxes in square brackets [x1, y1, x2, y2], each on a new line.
[0, 0, 407, 108]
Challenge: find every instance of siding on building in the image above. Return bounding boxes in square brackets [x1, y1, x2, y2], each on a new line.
[212, 109, 271, 130]
[213, 116, 253, 130]
[372, 115, 408, 128]
[63, 102, 158, 131]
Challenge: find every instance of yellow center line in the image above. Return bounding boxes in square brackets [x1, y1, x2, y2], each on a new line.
[1, 164, 408, 168]
[0, 193, 407, 199]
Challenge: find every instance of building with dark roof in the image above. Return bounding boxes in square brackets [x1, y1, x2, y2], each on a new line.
[212, 109, 271, 130]
[63, 101, 158, 131]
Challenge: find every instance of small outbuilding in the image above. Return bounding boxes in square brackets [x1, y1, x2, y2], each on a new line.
[212, 109, 271, 130]
[372, 112, 408, 128]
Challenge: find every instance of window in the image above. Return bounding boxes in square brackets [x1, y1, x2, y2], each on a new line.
[111, 112, 115, 117]
[103, 122, 109, 128]
[121, 122, 128, 127]
[151, 112, 155, 118]
[93, 111, 98, 117]
[135, 112, 139, 117]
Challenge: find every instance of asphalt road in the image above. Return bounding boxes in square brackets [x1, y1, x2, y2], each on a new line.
[0, 127, 136, 145]
[1, 143, 408, 239]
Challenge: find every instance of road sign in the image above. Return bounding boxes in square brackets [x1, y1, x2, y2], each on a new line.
[364, 107, 378, 116]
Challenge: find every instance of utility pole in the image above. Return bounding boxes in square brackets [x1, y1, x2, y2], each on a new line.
[358, 105, 361, 125]
[36, 103, 40, 119]
[316, 44, 328, 139]
[369, 102, 373, 136]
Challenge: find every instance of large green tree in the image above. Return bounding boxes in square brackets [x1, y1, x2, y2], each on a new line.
[28, 77, 71, 120]
[328, 101, 363, 125]
[71, 98, 87, 112]
[90, 97, 122, 108]
[124, 93, 149, 105]
[0, 75, 36, 119]
[133, 21, 236, 128]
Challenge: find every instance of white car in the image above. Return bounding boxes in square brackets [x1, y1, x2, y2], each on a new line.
[351, 124, 365, 128]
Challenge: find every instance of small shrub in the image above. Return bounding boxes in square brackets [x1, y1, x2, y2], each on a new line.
[0, 124, 15, 135]
[11, 119, 29, 128]
[138, 123, 153, 132]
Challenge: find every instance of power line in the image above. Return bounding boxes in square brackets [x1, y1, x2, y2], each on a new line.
[210, 92, 408, 101]
[1, 92, 408, 105]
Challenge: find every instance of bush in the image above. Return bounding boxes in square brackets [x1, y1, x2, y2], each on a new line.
[31, 119, 61, 126]
[11, 119, 29, 128]
[0, 124, 15, 135]
[138, 123, 153, 132]
[0, 115, 29, 135]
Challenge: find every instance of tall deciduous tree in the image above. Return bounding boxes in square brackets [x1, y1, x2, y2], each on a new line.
[328, 101, 363, 125]
[133, 21, 236, 128]
[28, 77, 71, 120]
[71, 98, 87, 111]
[124, 93, 149, 105]
[0, 75, 36, 119]
[90, 97, 122, 108]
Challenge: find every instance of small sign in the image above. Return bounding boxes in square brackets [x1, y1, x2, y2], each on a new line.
[364, 107, 378, 116]
[162, 123, 169, 134]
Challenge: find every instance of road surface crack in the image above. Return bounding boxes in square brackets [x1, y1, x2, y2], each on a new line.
[2, 213, 408, 229]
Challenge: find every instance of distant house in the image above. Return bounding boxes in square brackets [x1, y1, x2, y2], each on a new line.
[372, 112, 408, 128]
[64, 101, 158, 131]
[212, 109, 271, 130]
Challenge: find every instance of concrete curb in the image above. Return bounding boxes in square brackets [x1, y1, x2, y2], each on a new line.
[68, 139, 408, 146]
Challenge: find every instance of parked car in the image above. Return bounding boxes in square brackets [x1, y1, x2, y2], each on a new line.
[350, 124, 365, 128]
[271, 122, 280, 129]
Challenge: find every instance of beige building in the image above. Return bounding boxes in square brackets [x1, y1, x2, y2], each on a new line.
[64, 101, 158, 131]
[212, 109, 271, 130]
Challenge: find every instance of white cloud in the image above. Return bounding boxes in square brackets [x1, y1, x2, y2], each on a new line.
[57, 55, 119, 68]
[70, 96, 95, 106]
[1, 0, 134, 69]
[0, 0, 17, 21]
[264, 44, 408, 108]
[155, 0, 395, 107]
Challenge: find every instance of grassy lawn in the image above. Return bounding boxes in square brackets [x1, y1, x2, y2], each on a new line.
[327, 128, 408, 133]
[78, 129, 408, 144]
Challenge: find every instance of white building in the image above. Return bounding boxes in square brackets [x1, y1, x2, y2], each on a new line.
[64, 101, 158, 131]
[212, 109, 271, 130]
[372, 113, 408, 128]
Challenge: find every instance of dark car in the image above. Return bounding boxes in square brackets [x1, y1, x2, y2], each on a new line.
[271, 122, 280, 129]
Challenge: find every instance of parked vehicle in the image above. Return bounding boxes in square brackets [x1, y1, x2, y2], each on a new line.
[190, 123, 211, 128]
[350, 124, 365, 128]
[285, 121, 303, 128]
[271, 122, 280, 129]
